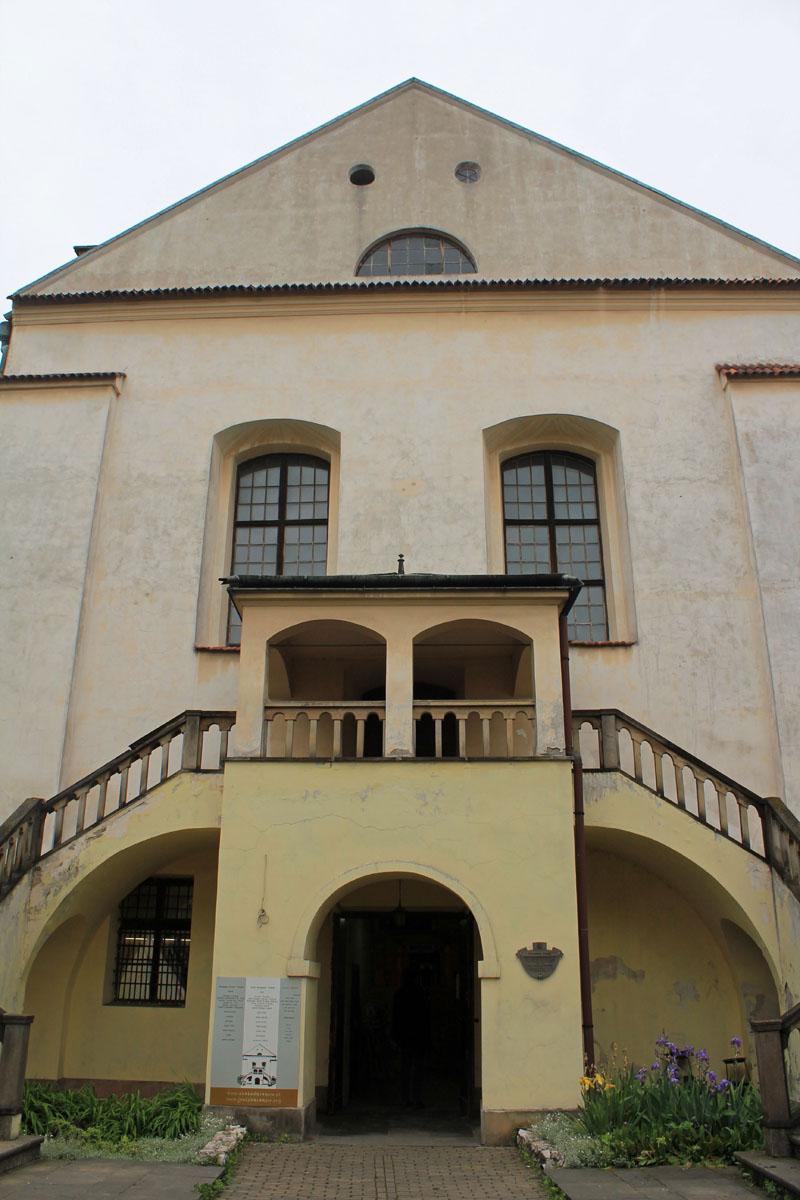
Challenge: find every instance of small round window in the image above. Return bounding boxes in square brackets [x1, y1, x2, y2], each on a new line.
[350, 164, 375, 186]
[455, 161, 481, 183]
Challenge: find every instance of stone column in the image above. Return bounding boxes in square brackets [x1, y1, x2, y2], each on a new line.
[0, 1013, 34, 1140]
[383, 632, 414, 757]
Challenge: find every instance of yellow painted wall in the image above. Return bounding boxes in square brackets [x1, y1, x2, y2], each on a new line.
[588, 847, 753, 1073]
[208, 757, 584, 1117]
[25, 846, 218, 1086]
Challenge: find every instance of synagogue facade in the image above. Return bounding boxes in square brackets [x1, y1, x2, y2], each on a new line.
[1, 80, 799, 1142]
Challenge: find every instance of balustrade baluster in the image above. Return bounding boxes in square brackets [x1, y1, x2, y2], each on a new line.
[654, 751, 664, 797]
[737, 800, 751, 849]
[674, 762, 686, 809]
[52, 802, 66, 846]
[332, 719, 342, 759]
[309, 718, 318, 759]
[506, 716, 514, 758]
[600, 714, 620, 770]
[219, 726, 230, 762]
[160, 738, 172, 782]
[118, 765, 130, 806]
[716, 786, 729, 835]
[138, 752, 151, 796]
[264, 717, 275, 758]
[285, 719, 295, 759]
[695, 773, 707, 822]
[481, 717, 490, 757]
[74, 789, 88, 836]
[96, 774, 109, 821]
[434, 718, 443, 759]
[458, 718, 467, 757]
[356, 718, 365, 759]
[632, 736, 643, 783]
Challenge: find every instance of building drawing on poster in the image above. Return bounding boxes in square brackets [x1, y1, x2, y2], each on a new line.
[239, 1048, 277, 1088]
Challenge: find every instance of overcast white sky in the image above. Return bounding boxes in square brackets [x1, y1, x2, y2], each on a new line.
[1, 0, 798, 306]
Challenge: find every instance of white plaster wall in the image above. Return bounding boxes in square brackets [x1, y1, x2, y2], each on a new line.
[3, 294, 796, 816]
[23, 85, 799, 297]
[0, 385, 112, 812]
[730, 381, 800, 809]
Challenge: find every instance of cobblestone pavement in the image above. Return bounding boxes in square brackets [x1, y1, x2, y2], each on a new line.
[224, 1144, 544, 1199]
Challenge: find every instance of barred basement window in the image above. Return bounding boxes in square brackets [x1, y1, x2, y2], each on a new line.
[113, 877, 193, 1005]
[503, 451, 608, 641]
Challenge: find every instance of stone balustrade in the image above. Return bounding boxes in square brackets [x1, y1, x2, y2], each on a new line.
[0, 711, 235, 898]
[264, 702, 384, 759]
[412, 701, 535, 758]
[3, 705, 800, 909]
[573, 708, 800, 901]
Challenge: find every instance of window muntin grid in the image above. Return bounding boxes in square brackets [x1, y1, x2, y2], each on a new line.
[502, 451, 608, 641]
[228, 454, 330, 645]
[356, 233, 476, 276]
[114, 877, 193, 1006]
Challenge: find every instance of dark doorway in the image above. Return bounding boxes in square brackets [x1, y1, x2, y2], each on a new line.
[327, 909, 476, 1119]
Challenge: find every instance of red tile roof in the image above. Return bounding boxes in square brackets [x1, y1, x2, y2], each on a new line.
[716, 363, 800, 379]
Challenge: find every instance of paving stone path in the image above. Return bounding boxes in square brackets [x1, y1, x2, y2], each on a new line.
[224, 1144, 545, 1199]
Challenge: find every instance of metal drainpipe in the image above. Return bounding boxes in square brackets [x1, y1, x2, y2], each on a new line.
[559, 610, 595, 1069]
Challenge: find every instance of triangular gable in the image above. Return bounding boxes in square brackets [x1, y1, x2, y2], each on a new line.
[17, 79, 800, 297]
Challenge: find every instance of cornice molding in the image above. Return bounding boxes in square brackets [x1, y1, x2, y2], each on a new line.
[12, 287, 800, 327]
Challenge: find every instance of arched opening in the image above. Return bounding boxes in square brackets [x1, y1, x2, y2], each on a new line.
[313, 874, 482, 1127]
[412, 620, 534, 758]
[22, 830, 219, 1092]
[265, 620, 386, 758]
[586, 827, 781, 1078]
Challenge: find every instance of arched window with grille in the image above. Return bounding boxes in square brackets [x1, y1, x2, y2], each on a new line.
[227, 453, 330, 644]
[356, 230, 476, 276]
[502, 451, 608, 641]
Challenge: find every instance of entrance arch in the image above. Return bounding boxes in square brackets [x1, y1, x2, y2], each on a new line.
[290, 861, 498, 975]
[292, 865, 496, 1122]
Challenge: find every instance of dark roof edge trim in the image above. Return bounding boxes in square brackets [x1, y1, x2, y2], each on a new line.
[11, 278, 800, 304]
[222, 571, 582, 613]
[0, 371, 125, 384]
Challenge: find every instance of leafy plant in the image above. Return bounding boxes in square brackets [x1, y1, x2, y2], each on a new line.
[22, 1081, 202, 1143]
[572, 1036, 763, 1166]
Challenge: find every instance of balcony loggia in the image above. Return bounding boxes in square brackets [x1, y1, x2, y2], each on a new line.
[224, 571, 583, 762]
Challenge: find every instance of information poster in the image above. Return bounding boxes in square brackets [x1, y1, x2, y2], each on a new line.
[209, 977, 301, 1106]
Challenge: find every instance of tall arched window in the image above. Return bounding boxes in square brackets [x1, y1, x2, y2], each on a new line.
[356, 231, 476, 276]
[503, 451, 608, 641]
[227, 453, 329, 643]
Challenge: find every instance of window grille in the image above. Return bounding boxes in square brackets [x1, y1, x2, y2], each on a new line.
[113, 877, 193, 1005]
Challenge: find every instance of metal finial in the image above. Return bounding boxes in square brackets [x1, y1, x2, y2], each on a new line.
[397, 554, 405, 575]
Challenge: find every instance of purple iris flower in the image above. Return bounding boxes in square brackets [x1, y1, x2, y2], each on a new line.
[730, 1037, 742, 1050]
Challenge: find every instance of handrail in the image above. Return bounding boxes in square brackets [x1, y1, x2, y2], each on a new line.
[0, 710, 235, 898]
[573, 708, 800, 900]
